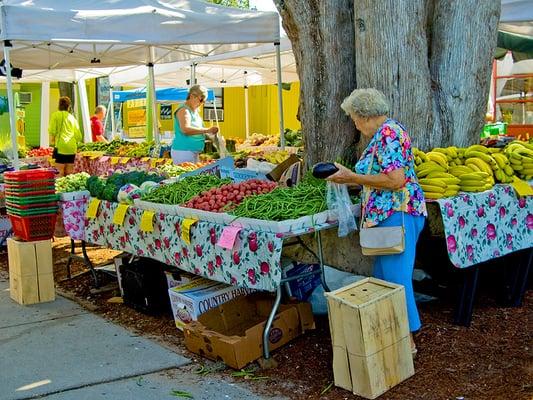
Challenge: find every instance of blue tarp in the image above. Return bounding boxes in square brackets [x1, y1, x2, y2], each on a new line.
[112, 87, 215, 103]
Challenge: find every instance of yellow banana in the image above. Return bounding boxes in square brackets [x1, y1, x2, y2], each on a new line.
[447, 146, 458, 158]
[487, 148, 502, 154]
[446, 185, 460, 191]
[443, 189, 460, 197]
[426, 152, 448, 169]
[492, 153, 509, 169]
[433, 148, 448, 155]
[420, 184, 446, 194]
[419, 178, 447, 188]
[466, 145, 489, 154]
[459, 171, 490, 180]
[465, 158, 493, 175]
[426, 172, 457, 179]
[503, 165, 515, 176]
[424, 192, 445, 199]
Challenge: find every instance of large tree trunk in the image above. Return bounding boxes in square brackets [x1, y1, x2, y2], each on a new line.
[274, 0, 357, 167]
[58, 82, 75, 111]
[278, 0, 500, 158]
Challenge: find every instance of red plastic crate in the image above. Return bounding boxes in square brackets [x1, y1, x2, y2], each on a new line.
[9, 213, 57, 241]
[4, 169, 55, 181]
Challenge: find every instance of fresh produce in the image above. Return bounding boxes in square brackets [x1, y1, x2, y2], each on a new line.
[88, 171, 164, 202]
[312, 162, 339, 179]
[117, 184, 142, 205]
[55, 172, 90, 193]
[504, 140, 533, 180]
[262, 150, 290, 164]
[27, 147, 53, 158]
[280, 129, 303, 147]
[184, 179, 277, 212]
[230, 180, 327, 221]
[78, 139, 124, 153]
[458, 172, 494, 192]
[115, 141, 153, 157]
[141, 175, 232, 205]
[418, 172, 461, 199]
[157, 161, 210, 178]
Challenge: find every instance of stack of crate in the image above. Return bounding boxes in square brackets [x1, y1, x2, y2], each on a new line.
[4, 169, 58, 241]
[4, 169, 57, 305]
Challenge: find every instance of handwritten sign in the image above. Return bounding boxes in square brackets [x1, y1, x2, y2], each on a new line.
[110, 157, 120, 165]
[86, 198, 101, 219]
[182, 218, 198, 244]
[112, 204, 129, 226]
[120, 157, 130, 164]
[217, 226, 242, 250]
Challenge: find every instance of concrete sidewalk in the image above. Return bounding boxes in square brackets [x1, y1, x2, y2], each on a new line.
[0, 275, 284, 400]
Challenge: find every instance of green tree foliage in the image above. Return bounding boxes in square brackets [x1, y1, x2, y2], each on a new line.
[207, 0, 250, 9]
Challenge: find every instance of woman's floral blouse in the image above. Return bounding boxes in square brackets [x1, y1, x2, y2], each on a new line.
[355, 118, 427, 227]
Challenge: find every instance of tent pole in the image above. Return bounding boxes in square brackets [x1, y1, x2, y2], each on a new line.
[190, 63, 196, 86]
[40, 81, 50, 148]
[244, 71, 250, 139]
[77, 79, 91, 142]
[109, 88, 116, 137]
[147, 46, 159, 145]
[3, 41, 19, 170]
[275, 42, 285, 149]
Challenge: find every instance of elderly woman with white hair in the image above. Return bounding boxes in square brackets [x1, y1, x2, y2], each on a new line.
[327, 88, 427, 354]
[171, 85, 220, 164]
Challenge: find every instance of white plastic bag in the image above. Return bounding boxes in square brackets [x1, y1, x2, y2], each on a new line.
[326, 182, 357, 237]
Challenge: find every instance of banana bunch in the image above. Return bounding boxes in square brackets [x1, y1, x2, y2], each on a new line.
[459, 144, 515, 184]
[504, 140, 533, 180]
[418, 172, 461, 199]
[413, 148, 449, 177]
[458, 171, 494, 192]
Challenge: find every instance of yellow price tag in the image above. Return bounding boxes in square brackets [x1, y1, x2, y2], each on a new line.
[110, 157, 120, 164]
[141, 157, 150, 162]
[182, 218, 198, 245]
[511, 177, 533, 197]
[86, 198, 101, 219]
[120, 157, 130, 164]
[112, 204, 129, 226]
[140, 210, 155, 232]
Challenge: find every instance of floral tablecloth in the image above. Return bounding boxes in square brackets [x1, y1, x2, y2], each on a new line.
[74, 154, 167, 177]
[60, 195, 90, 240]
[437, 185, 533, 268]
[85, 200, 288, 291]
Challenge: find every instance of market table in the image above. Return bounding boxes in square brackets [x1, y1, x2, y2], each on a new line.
[432, 184, 533, 326]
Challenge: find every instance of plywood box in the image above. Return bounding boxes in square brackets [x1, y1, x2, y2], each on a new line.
[325, 278, 414, 399]
[8, 238, 55, 305]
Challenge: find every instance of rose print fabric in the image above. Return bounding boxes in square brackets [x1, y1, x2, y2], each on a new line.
[355, 119, 427, 228]
[60, 196, 89, 240]
[85, 200, 284, 291]
[437, 185, 533, 268]
[74, 155, 158, 177]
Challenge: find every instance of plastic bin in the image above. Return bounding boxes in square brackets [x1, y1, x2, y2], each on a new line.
[9, 213, 57, 241]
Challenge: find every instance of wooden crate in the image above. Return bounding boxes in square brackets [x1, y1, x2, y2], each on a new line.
[325, 277, 414, 399]
[7, 238, 55, 305]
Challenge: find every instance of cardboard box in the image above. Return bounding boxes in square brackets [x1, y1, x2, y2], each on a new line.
[7, 238, 55, 305]
[325, 278, 414, 399]
[169, 278, 254, 330]
[164, 270, 193, 289]
[183, 294, 315, 369]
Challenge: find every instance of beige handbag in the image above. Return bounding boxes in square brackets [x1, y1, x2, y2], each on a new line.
[359, 145, 405, 256]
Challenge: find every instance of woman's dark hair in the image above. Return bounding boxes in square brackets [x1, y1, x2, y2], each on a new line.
[58, 96, 71, 111]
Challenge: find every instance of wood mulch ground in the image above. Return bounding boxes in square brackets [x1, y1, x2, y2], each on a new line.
[1, 237, 531, 400]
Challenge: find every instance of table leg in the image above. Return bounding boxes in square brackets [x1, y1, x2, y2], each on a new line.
[65, 239, 75, 279]
[316, 231, 330, 292]
[503, 248, 532, 307]
[262, 286, 282, 360]
[64, 240, 99, 288]
[81, 240, 99, 288]
[453, 265, 480, 327]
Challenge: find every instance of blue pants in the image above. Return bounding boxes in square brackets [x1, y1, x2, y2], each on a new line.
[373, 212, 425, 332]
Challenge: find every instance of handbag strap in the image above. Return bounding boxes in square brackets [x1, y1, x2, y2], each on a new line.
[360, 141, 405, 230]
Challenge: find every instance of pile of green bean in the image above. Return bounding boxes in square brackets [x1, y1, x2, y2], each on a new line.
[141, 175, 231, 205]
[230, 183, 327, 221]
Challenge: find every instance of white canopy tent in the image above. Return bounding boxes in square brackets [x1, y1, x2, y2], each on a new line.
[500, 0, 533, 36]
[0, 0, 281, 168]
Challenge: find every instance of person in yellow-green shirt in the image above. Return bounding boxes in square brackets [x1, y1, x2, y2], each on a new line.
[49, 96, 82, 176]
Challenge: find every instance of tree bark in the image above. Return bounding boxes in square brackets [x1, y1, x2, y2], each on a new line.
[58, 82, 76, 112]
[274, 0, 357, 166]
[278, 0, 500, 158]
